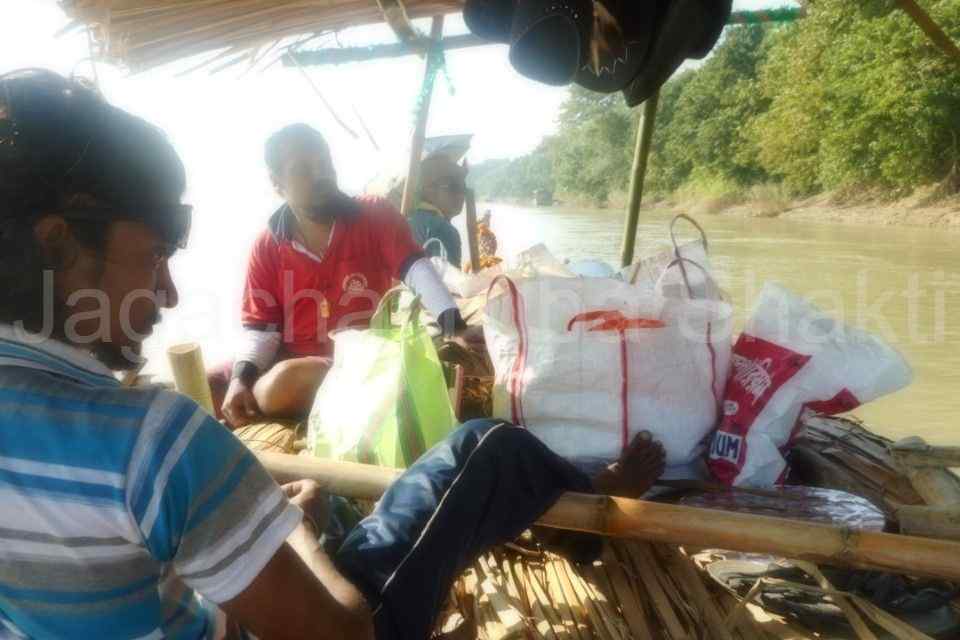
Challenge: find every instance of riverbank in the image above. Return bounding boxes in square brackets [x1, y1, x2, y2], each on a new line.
[658, 184, 960, 230]
[485, 182, 960, 231]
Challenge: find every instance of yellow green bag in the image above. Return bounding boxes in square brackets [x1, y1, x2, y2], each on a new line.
[307, 288, 457, 468]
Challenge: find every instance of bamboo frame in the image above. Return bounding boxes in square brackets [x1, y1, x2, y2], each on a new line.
[620, 90, 660, 268]
[64, 0, 960, 73]
[285, 33, 484, 67]
[891, 440, 960, 469]
[892, 437, 960, 506]
[256, 451, 960, 582]
[399, 15, 444, 217]
[893, 0, 960, 61]
[61, 0, 463, 71]
[896, 505, 960, 541]
[464, 184, 481, 273]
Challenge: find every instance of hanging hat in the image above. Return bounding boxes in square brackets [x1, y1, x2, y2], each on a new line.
[463, 0, 513, 43]
[464, 0, 595, 86]
[509, 0, 594, 86]
[622, 0, 732, 107]
[572, 0, 656, 94]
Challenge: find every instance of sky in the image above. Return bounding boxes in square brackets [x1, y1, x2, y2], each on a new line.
[3, 0, 793, 187]
[0, 0, 796, 373]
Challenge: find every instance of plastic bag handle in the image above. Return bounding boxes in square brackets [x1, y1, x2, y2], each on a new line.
[670, 214, 709, 256]
[669, 214, 709, 294]
[654, 257, 718, 300]
[370, 286, 422, 331]
[422, 237, 449, 263]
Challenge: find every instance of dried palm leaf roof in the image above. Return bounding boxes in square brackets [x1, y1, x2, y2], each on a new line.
[59, 0, 466, 72]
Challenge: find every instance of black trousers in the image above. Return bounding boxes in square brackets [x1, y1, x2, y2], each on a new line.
[334, 419, 597, 640]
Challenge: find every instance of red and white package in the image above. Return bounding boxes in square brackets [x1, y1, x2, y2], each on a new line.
[708, 283, 912, 487]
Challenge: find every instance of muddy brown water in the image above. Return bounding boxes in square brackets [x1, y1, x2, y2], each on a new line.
[476, 204, 960, 446]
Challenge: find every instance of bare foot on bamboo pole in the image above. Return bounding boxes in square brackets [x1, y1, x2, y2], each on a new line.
[591, 431, 666, 499]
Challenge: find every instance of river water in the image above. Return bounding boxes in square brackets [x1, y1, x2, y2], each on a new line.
[149, 200, 960, 447]
[472, 203, 960, 446]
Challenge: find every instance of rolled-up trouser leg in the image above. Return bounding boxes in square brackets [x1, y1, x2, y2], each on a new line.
[334, 418, 597, 640]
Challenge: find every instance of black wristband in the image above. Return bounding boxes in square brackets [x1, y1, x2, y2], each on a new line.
[437, 308, 467, 338]
[231, 361, 260, 387]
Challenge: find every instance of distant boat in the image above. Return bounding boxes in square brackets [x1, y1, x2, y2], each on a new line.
[533, 188, 554, 207]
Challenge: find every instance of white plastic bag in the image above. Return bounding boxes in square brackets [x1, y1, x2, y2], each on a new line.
[708, 282, 913, 487]
[621, 215, 721, 300]
[484, 274, 733, 470]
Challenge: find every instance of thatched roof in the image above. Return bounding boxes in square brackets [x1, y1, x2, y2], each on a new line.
[59, 0, 465, 72]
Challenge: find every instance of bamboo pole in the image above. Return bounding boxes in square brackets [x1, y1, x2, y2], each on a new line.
[892, 437, 960, 506]
[255, 451, 960, 582]
[891, 440, 960, 469]
[168, 343, 215, 414]
[400, 15, 444, 218]
[620, 90, 660, 268]
[896, 505, 960, 541]
[893, 0, 960, 62]
[464, 184, 481, 273]
[285, 33, 487, 67]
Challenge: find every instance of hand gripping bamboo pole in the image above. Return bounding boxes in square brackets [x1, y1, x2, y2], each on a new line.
[256, 452, 960, 582]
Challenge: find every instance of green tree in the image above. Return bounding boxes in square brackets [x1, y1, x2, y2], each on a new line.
[550, 87, 635, 204]
[751, 0, 960, 194]
[658, 24, 774, 191]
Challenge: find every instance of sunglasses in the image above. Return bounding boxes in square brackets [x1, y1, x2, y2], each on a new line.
[62, 204, 193, 251]
[429, 178, 468, 194]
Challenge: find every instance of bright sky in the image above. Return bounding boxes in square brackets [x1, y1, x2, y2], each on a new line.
[4, 0, 791, 184]
[0, 0, 794, 373]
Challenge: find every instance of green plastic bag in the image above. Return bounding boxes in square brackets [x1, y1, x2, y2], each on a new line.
[307, 288, 457, 468]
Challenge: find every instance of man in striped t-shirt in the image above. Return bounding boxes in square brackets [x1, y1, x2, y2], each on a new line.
[0, 70, 664, 639]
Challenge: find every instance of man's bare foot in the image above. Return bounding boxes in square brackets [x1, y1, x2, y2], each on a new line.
[592, 431, 666, 499]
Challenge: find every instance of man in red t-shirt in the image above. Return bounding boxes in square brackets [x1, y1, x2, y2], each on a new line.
[217, 124, 467, 427]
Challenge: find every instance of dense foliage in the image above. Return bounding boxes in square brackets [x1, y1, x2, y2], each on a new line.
[471, 0, 960, 204]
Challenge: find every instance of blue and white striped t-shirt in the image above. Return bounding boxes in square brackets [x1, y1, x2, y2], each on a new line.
[0, 325, 302, 639]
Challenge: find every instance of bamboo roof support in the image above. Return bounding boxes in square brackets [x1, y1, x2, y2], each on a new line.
[893, 0, 960, 62]
[285, 33, 485, 67]
[464, 178, 481, 273]
[256, 451, 960, 582]
[376, 0, 419, 45]
[620, 90, 660, 268]
[399, 15, 444, 217]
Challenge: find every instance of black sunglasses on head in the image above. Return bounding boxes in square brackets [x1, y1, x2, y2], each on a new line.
[60, 203, 193, 251]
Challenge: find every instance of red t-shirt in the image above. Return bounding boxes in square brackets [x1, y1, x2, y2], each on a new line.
[241, 196, 423, 357]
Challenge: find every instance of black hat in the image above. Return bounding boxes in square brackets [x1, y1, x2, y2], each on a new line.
[622, 0, 732, 106]
[0, 69, 191, 248]
[572, 0, 656, 93]
[464, 0, 595, 86]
